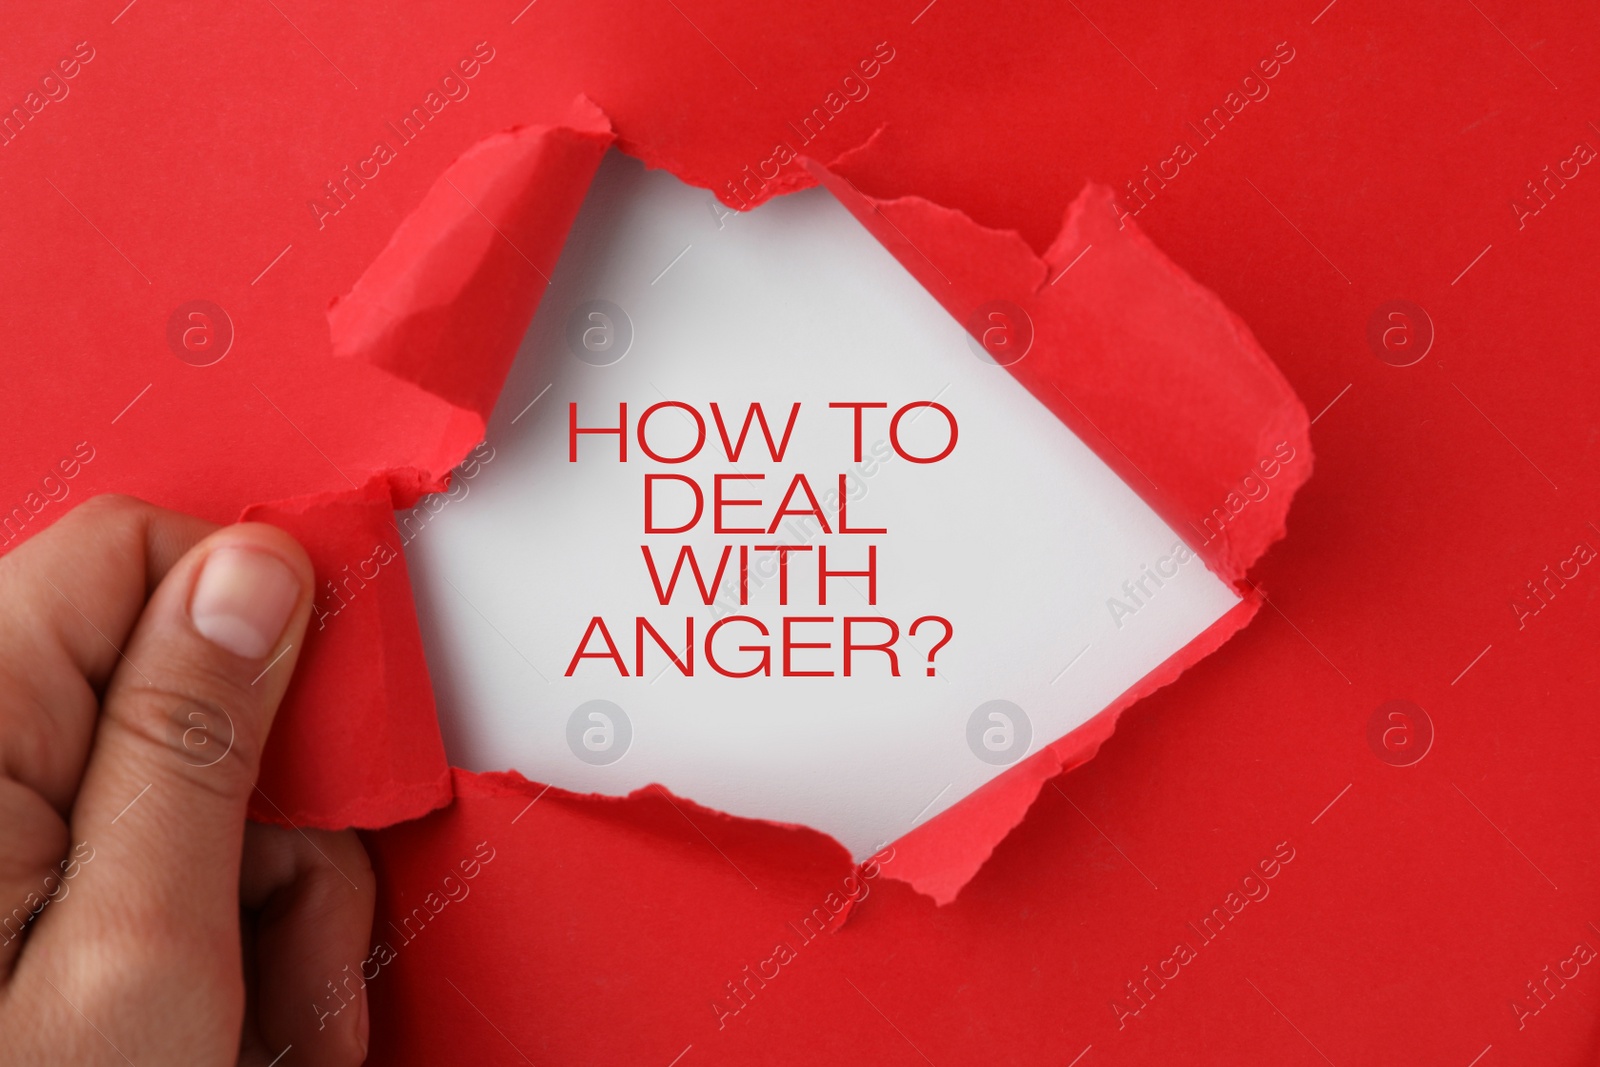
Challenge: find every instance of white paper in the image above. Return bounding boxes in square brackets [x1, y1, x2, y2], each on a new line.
[401, 152, 1239, 859]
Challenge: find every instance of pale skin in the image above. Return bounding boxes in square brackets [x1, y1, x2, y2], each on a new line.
[0, 495, 374, 1065]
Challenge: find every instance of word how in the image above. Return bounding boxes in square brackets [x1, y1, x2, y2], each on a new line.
[1114, 41, 1296, 226]
[1112, 840, 1296, 1029]
[569, 400, 955, 466]
[308, 42, 496, 229]
[1, 41, 95, 149]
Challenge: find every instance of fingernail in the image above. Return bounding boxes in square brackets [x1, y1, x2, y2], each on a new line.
[357, 985, 370, 1058]
[189, 546, 301, 659]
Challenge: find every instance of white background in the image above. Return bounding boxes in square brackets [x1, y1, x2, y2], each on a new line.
[402, 153, 1239, 858]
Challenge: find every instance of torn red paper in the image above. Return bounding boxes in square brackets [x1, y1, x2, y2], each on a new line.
[297, 114, 1308, 897]
[803, 158, 1310, 899]
[247, 101, 615, 828]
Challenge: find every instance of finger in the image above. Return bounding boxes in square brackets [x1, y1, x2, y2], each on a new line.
[23, 522, 315, 1055]
[0, 493, 213, 810]
[240, 824, 375, 1067]
[0, 495, 213, 980]
[0, 780, 67, 978]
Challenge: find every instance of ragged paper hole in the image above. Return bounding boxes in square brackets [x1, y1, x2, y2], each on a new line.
[401, 151, 1240, 859]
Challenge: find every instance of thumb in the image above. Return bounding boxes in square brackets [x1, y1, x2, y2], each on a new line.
[33, 523, 314, 1004]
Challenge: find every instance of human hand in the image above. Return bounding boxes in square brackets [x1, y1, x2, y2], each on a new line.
[0, 495, 374, 1065]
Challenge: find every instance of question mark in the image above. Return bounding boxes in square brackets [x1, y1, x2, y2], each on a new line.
[909, 616, 953, 676]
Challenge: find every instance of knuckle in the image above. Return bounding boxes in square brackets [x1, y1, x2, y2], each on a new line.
[107, 682, 266, 800]
[66, 492, 148, 533]
[78, 492, 144, 516]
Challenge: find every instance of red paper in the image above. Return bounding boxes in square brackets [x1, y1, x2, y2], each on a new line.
[7, 1, 1598, 1062]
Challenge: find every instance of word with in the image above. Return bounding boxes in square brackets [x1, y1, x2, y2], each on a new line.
[396, 440, 496, 545]
[1194, 440, 1298, 545]
[313, 839, 496, 1031]
[1106, 540, 1199, 629]
[1, 41, 95, 149]
[644, 543, 881, 606]
[1, 841, 94, 945]
[1511, 139, 1596, 230]
[1511, 940, 1596, 1030]
[1510, 535, 1596, 630]
[2, 440, 96, 546]
[308, 42, 496, 229]
[712, 844, 895, 1029]
[1114, 42, 1296, 226]
[719, 42, 897, 209]
[1111, 840, 1296, 1029]
[564, 613, 951, 679]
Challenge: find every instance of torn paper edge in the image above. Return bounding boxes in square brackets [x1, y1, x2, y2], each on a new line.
[300, 106, 1309, 904]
